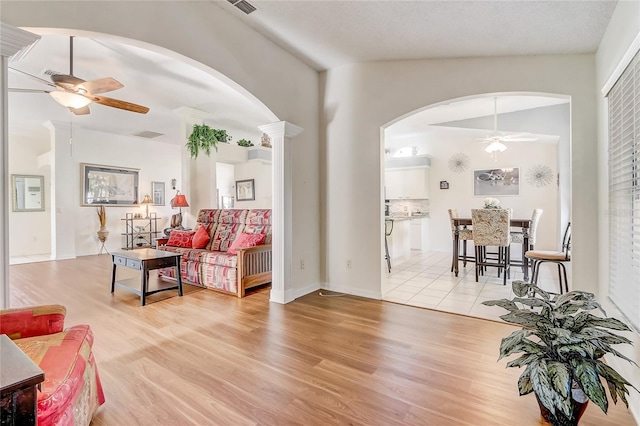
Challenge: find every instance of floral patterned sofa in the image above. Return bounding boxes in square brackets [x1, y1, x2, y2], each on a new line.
[158, 209, 272, 297]
[0, 305, 105, 426]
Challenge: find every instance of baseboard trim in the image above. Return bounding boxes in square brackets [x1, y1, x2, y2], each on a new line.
[320, 283, 382, 300]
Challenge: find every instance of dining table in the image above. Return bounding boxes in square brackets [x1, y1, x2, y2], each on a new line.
[452, 217, 531, 281]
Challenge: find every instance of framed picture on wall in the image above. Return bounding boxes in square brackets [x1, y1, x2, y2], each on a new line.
[151, 181, 165, 205]
[81, 163, 139, 206]
[473, 167, 520, 197]
[235, 179, 255, 201]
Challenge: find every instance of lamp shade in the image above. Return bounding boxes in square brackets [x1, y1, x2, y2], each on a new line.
[172, 194, 189, 208]
[141, 194, 153, 204]
[49, 91, 92, 109]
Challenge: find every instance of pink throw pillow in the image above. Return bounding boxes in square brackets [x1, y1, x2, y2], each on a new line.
[192, 226, 210, 249]
[166, 230, 195, 248]
[227, 232, 266, 255]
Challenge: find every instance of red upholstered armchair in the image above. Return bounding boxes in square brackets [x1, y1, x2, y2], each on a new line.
[0, 305, 105, 426]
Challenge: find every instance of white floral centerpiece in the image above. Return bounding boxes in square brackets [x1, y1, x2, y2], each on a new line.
[483, 197, 502, 209]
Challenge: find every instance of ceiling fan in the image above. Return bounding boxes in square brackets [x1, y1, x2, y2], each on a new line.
[9, 36, 149, 116]
[479, 97, 537, 153]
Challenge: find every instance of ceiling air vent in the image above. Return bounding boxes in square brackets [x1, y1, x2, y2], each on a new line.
[41, 68, 64, 77]
[132, 131, 164, 139]
[227, 0, 256, 15]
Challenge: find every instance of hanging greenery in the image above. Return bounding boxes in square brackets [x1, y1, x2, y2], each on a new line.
[186, 125, 232, 159]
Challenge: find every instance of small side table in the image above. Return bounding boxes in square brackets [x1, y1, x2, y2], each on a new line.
[156, 237, 168, 247]
[0, 334, 44, 425]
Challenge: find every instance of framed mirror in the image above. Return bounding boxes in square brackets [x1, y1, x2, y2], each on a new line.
[11, 175, 45, 212]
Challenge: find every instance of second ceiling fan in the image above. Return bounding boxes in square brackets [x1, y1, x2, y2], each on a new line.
[10, 36, 149, 116]
[479, 97, 538, 153]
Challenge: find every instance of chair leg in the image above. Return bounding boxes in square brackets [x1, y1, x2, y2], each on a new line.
[558, 263, 569, 294]
[463, 240, 468, 267]
[557, 264, 563, 294]
[531, 260, 540, 285]
[451, 239, 456, 272]
[474, 246, 480, 282]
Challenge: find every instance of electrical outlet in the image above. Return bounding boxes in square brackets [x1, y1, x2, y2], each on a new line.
[300, 260, 305, 269]
[347, 260, 352, 269]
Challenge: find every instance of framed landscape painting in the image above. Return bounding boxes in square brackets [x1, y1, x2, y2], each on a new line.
[473, 167, 520, 197]
[82, 163, 139, 206]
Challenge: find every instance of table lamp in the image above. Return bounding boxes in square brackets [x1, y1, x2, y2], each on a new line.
[140, 194, 153, 218]
[171, 192, 189, 229]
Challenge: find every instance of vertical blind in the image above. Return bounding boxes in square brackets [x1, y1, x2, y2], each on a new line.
[607, 49, 640, 331]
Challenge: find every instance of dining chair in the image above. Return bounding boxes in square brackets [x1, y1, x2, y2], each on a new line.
[525, 222, 571, 294]
[510, 208, 543, 271]
[471, 208, 512, 285]
[448, 209, 474, 272]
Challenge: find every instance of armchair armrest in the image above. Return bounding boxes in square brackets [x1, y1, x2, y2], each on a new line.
[0, 305, 66, 340]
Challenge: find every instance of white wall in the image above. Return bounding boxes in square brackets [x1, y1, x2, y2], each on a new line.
[3, 0, 321, 294]
[8, 133, 51, 256]
[418, 135, 558, 254]
[234, 161, 272, 209]
[62, 127, 180, 256]
[595, 0, 640, 420]
[322, 55, 597, 299]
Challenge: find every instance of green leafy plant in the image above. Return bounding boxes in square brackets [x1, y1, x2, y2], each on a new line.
[186, 125, 232, 159]
[483, 281, 637, 425]
[237, 138, 254, 147]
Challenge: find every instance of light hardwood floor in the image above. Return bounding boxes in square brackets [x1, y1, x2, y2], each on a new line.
[8, 255, 637, 426]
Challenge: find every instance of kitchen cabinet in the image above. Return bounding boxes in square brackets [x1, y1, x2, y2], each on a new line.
[385, 167, 429, 199]
[410, 217, 430, 251]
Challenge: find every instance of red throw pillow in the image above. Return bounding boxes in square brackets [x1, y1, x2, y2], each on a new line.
[192, 226, 210, 249]
[166, 230, 195, 248]
[227, 232, 266, 255]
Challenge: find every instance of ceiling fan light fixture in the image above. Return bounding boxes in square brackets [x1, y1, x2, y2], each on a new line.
[49, 91, 91, 109]
[485, 140, 507, 154]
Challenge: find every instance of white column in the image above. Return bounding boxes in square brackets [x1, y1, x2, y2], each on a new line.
[0, 24, 40, 308]
[43, 121, 76, 260]
[258, 121, 303, 304]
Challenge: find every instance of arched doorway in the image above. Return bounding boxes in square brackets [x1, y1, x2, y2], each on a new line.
[380, 92, 571, 320]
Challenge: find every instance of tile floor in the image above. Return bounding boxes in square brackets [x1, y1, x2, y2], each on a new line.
[382, 249, 565, 322]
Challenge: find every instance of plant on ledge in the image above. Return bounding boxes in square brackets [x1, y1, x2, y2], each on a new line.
[186, 125, 232, 159]
[482, 281, 637, 426]
[237, 138, 254, 147]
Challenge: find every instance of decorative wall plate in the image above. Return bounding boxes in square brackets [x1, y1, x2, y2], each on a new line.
[525, 164, 554, 188]
[448, 153, 470, 173]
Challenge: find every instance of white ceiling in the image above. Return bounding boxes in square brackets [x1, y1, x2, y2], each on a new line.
[7, 1, 616, 144]
[223, 0, 617, 71]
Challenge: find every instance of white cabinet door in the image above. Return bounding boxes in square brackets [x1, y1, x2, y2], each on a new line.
[385, 169, 404, 199]
[410, 220, 422, 249]
[385, 167, 430, 199]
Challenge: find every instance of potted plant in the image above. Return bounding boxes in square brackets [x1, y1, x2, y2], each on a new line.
[237, 138, 254, 147]
[186, 125, 232, 158]
[96, 205, 109, 243]
[483, 281, 637, 426]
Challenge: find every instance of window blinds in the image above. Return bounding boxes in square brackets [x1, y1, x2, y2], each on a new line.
[607, 49, 640, 331]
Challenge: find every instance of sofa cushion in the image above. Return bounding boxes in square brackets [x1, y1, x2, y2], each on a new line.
[245, 209, 272, 225]
[160, 247, 238, 268]
[209, 222, 244, 252]
[192, 226, 210, 249]
[228, 232, 266, 255]
[218, 209, 248, 224]
[167, 230, 195, 248]
[243, 224, 273, 244]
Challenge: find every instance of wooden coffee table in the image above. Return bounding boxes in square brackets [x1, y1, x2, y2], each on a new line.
[111, 249, 182, 306]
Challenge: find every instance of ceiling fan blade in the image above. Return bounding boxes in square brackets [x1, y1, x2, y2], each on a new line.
[9, 67, 56, 88]
[86, 94, 149, 114]
[77, 77, 124, 95]
[9, 88, 51, 94]
[69, 105, 91, 115]
[502, 137, 538, 142]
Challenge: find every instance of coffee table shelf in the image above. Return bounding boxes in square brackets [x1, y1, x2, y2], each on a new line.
[111, 249, 182, 306]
